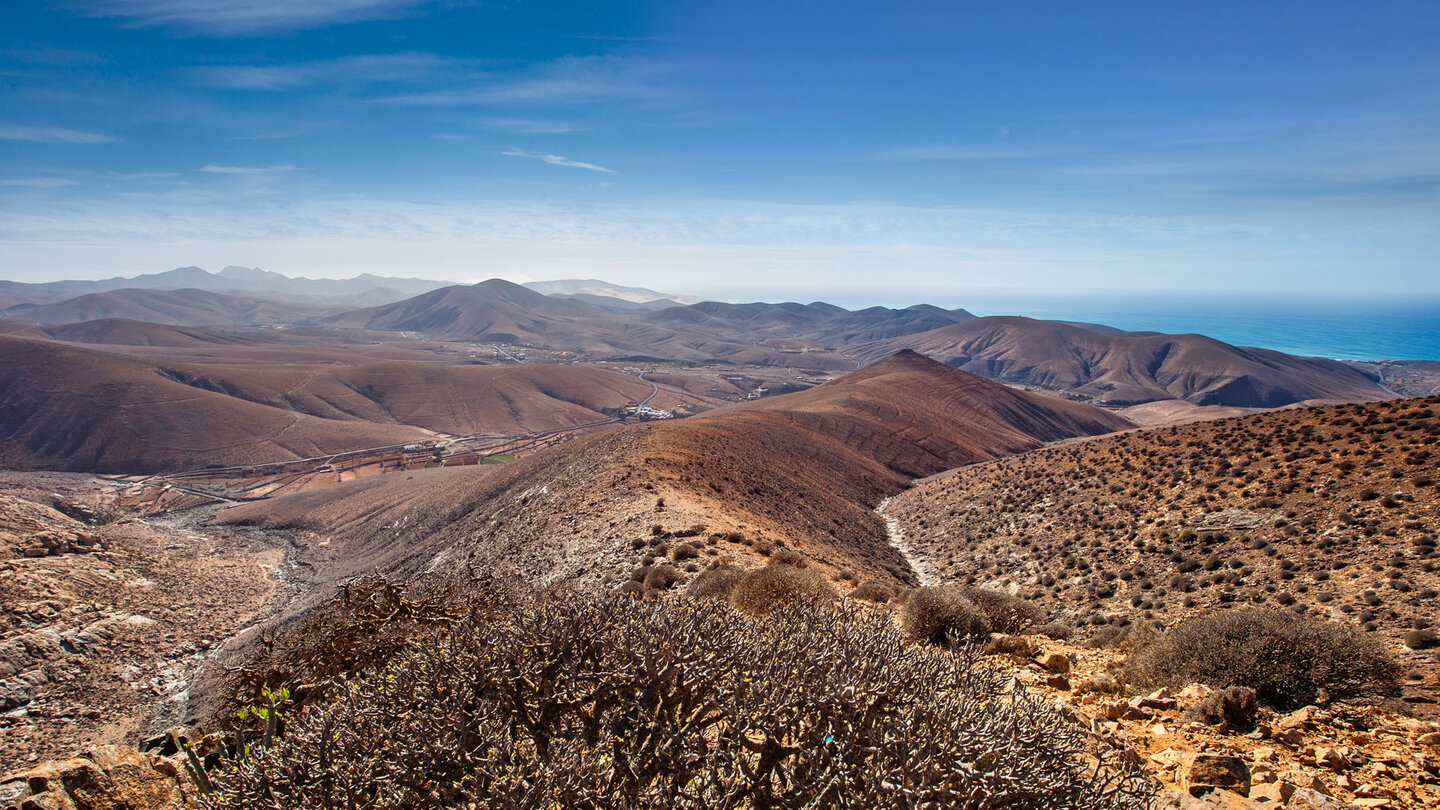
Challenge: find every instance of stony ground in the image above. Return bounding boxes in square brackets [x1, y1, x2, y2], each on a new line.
[990, 632, 1440, 808]
[0, 473, 287, 769]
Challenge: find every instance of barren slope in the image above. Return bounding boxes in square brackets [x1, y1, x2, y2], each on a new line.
[145, 361, 705, 436]
[216, 351, 1130, 590]
[5, 288, 326, 327]
[861, 316, 1390, 407]
[322, 279, 622, 347]
[0, 337, 428, 473]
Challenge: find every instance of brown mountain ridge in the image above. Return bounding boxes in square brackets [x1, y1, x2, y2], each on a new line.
[859, 316, 1389, 407]
[215, 350, 1132, 588]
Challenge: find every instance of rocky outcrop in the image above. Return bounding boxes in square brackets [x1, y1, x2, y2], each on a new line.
[0, 745, 185, 809]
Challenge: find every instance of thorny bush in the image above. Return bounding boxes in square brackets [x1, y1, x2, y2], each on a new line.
[200, 585, 1152, 809]
[1125, 608, 1401, 712]
[209, 574, 518, 731]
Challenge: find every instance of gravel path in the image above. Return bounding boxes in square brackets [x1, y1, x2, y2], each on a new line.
[875, 496, 938, 586]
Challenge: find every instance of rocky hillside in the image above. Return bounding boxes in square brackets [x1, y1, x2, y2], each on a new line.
[0, 473, 286, 767]
[884, 396, 1440, 687]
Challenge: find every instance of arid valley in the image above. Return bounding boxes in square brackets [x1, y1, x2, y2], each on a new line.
[0, 268, 1435, 808]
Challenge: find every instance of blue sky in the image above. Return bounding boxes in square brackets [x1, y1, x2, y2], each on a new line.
[1, 0, 1437, 302]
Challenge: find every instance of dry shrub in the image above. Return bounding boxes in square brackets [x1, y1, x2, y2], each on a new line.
[207, 575, 517, 730]
[1186, 686, 1259, 728]
[899, 586, 991, 645]
[847, 580, 896, 604]
[685, 565, 745, 602]
[729, 563, 837, 616]
[643, 563, 684, 592]
[962, 588, 1045, 635]
[767, 548, 808, 568]
[201, 590, 1152, 809]
[1035, 622, 1075, 641]
[1125, 608, 1401, 711]
[1078, 673, 1123, 695]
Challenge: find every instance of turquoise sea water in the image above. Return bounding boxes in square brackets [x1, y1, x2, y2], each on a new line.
[953, 293, 1440, 362]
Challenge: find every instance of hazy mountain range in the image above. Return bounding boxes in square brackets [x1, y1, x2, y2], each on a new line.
[0, 269, 1397, 408]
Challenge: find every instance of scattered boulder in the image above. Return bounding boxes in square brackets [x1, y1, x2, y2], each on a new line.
[1312, 746, 1348, 772]
[1247, 780, 1295, 803]
[1286, 787, 1349, 808]
[1177, 682, 1214, 703]
[3, 745, 185, 809]
[1138, 688, 1178, 712]
[1179, 752, 1251, 798]
[1277, 705, 1321, 732]
[1038, 651, 1071, 674]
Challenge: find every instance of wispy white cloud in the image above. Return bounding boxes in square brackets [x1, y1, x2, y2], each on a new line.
[502, 150, 616, 174]
[193, 53, 455, 90]
[1, 48, 105, 67]
[2, 192, 1434, 295]
[78, 0, 450, 35]
[476, 118, 587, 134]
[3, 177, 80, 188]
[376, 56, 665, 106]
[0, 124, 115, 144]
[201, 164, 299, 174]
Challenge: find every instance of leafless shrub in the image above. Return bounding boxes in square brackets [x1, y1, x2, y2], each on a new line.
[685, 565, 745, 602]
[1186, 686, 1258, 728]
[847, 580, 895, 603]
[962, 587, 1045, 634]
[201, 589, 1152, 809]
[767, 548, 808, 567]
[643, 563, 684, 592]
[729, 563, 837, 616]
[899, 586, 991, 645]
[207, 575, 518, 731]
[1078, 673, 1123, 695]
[1035, 622, 1075, 641]
[1125, 608, 1401, 711]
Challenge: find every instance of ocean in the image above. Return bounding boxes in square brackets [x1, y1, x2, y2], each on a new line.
[949, 292, 1440, 363]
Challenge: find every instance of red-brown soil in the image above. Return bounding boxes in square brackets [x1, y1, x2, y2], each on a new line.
[215, 351, 1131, 590]
[0, 335, 720, 474]
[0, 336, 430, 474]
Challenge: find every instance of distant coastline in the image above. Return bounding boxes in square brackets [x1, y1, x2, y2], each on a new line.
[950, 293, 1440, 362]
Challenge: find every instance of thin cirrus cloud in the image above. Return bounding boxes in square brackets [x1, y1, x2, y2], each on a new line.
[3, 177, 81, 188]
[201, 164, 299, 174]
[0, 124, 115, 144]
[502, 150, 615, 174]
[376, 56, 666, 106]
[192, 53, 456, 90]
[78, 0, 447, 35]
